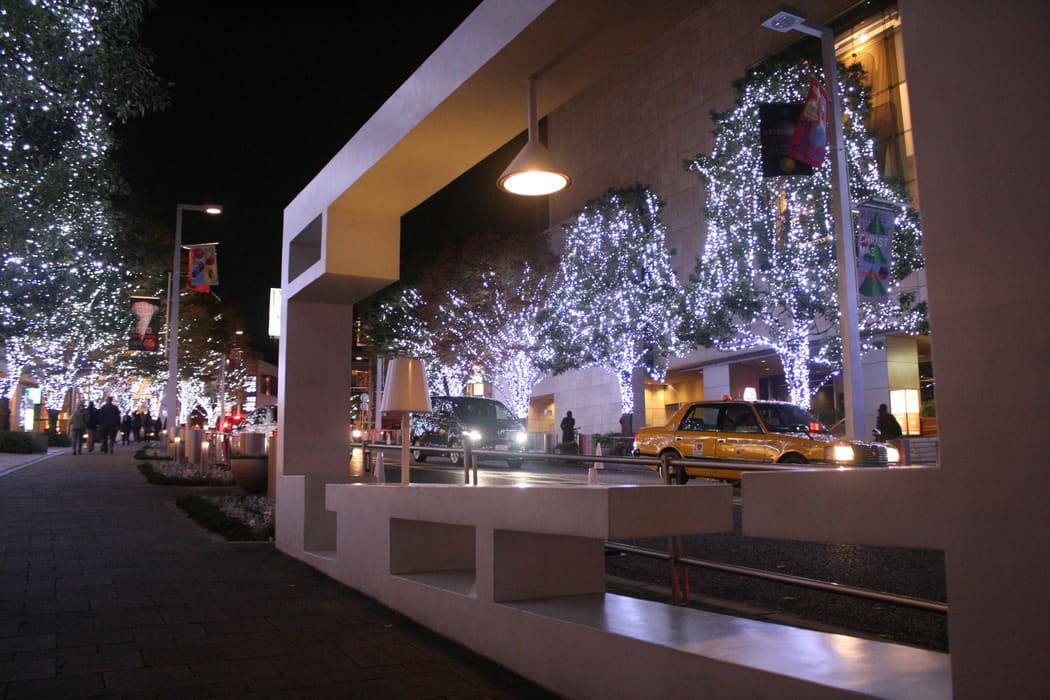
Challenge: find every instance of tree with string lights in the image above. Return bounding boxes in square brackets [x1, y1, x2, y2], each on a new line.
[358, 284, 470, 397]
[539, 185, 682, 425]
[0, 0, 166, 418]
[439, 262, 549, 419]
[680, 61, 926, 409]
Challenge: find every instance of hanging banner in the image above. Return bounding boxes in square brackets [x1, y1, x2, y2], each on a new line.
[759, 103, 814, 177]
[786, 79, 829, 167]
[186, 244, 219, 291]
[857, 202, 896, 302]
[129, 296, 161, 351]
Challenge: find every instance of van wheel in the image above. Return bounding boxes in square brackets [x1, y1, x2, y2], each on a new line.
[780, 454, 807, 464]
[411, 438, 427, 463]
[659, 451, 689, 485]
[506, 458, 523, 469]
[448, 440, 463, 466]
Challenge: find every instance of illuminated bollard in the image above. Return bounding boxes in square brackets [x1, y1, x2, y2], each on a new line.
[200, 439, 211, 469]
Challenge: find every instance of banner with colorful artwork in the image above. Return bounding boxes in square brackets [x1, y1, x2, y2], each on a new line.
[187, 244, 219, 291]
[786, 78, 829, 168]
[129, 296, 161, 351]
[857, 202, 895, 302]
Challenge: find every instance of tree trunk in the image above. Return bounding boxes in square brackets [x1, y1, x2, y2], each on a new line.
[617, 369, 634, 415]
[779, 338, 812, 409]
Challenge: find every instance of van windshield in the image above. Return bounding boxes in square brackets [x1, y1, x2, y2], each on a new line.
[452, 398, 516, 422]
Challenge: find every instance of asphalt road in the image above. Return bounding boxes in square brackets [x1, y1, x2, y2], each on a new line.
[375, 449, 948, 652]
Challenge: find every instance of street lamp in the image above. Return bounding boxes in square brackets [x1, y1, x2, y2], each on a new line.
[762, 5, 864, 439]
[165, 203, 222, 434]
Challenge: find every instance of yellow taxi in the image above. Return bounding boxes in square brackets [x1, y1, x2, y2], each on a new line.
[632, 400, 899, 483]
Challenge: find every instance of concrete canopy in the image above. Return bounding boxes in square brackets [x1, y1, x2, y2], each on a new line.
[281, 0, 703, 303]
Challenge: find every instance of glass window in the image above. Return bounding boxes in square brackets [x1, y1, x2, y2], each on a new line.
[723, 405, 761, 433]
[679, 405, 720, 432]
[835, 6, 918, 207]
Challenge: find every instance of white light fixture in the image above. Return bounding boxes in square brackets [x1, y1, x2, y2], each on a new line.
[379, 358, 432, 485]
[761, 5, 811, 33]
[497, 78, 571, 196]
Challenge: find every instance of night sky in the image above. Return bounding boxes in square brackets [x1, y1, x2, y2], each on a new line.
[115, 1, 544, 359]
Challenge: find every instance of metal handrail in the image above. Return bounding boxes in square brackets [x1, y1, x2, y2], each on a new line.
[605, 541, 948, 613]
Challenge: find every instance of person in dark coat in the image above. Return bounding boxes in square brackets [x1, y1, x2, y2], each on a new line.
[121, 413, 132, 445]
[86, 400, 99, 452]
[131, 412, 142, 442]
[560, 411, 576, 445]
[98, 397, 121, 453]
[876, 403, 903, 443]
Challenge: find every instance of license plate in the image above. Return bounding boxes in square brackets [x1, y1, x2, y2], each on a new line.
[495, 444, 508, 451]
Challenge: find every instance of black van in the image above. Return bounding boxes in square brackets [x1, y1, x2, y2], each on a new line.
[410, 396, 528, 468]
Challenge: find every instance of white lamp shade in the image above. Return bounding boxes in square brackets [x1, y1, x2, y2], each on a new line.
[380, 358, 432, 414]
[497, 139, 571, 196]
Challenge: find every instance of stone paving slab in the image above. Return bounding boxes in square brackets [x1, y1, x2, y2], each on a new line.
[0, 448, 556, 699]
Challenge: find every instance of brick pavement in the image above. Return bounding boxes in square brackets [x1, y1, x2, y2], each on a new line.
[0, 448, 555, 699]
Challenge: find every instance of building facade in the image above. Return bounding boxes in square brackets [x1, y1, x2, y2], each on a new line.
[531, 0, 928, 441]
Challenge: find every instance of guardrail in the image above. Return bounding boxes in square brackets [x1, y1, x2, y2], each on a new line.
[359, 441, 817, 484]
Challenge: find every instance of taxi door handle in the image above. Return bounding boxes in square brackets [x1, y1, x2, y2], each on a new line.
[716, 438, 726, 443]
[674, 436, 684, 441]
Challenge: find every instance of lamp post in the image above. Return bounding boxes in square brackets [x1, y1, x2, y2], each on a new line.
[762, 6, 864, 439]
[165, 203, 222, 435]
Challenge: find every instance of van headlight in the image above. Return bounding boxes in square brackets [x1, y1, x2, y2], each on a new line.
[514, 431, 527, 445]
[463, 429, 482, 442]
[885, 445, 901, 463]
[825, 444, 856, 463]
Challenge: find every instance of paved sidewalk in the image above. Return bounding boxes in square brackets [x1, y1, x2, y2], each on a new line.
[0, 448, 554, 699]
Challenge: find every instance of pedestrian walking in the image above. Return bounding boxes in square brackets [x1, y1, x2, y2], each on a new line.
[86, 400, 99, 452]
[98, 397, 121, 453]
[131, 412, 142, 442]
[121, 413, 132, 445]
[69, 405, 87, 455]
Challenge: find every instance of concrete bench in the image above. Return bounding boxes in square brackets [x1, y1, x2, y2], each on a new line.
[277, 478, 950, 698]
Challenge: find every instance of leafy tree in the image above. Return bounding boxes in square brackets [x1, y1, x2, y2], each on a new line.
[357, 283, 469, 396]
[0, 0, 166, 404]
[680, 61, 926, 408]
[539, 185, 682, 417]
[439, 262, 550, 418]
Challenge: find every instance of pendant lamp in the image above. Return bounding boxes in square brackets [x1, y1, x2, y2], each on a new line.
[497, 78, 571, 196]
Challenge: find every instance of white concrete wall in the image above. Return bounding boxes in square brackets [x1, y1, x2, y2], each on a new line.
[531, 365, 623, 436]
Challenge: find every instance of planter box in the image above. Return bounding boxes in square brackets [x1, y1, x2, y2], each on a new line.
[230, 457, 268, 494]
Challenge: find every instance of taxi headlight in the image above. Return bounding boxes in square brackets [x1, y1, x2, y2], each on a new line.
[514, 431, 527, 445]
[463, 429, 482, 442]
[885, 445, 901, 463]
[826, 444, 856, 463]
